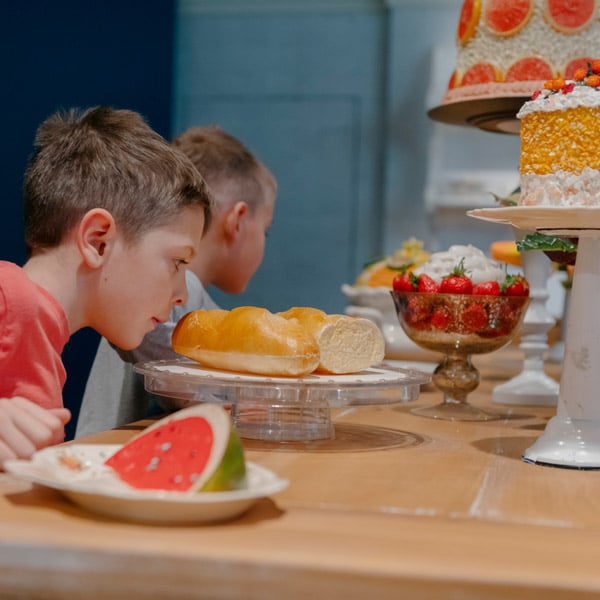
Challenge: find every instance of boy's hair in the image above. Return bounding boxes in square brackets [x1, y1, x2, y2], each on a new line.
[172, 125, 276, 213]
[23, 106, 212, 253]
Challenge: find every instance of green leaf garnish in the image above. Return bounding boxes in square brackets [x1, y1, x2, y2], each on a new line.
[516, 233, 577, 253]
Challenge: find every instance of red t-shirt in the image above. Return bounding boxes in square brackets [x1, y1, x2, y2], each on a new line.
[0, 261, 69, 409]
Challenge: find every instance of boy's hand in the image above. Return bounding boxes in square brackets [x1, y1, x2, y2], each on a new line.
[0, 397, 71, 468]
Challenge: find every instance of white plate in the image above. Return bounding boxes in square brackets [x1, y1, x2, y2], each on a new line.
[468, 206, 600, 231]
[4, 444, 288, 524]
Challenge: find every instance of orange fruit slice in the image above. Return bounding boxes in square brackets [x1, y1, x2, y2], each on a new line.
[447, 69, 460, 90]
[484, 0, 533, 36]
[457, 0, 482, 46]
[564, 57, 593, 78]
[461, 62, 502, 86]
[490, 241, 521, 266]
[505, 57, 554, 82]
[544, 0, 595, 33]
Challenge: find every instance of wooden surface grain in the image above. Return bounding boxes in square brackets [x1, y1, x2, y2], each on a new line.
[2, 347, 598, 599]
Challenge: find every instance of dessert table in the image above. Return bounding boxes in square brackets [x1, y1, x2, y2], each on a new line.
[1, 347, 599, 599]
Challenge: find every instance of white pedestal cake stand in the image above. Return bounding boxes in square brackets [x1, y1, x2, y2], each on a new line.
[470, 206, 600, 469]
[492, 228, 559, 406]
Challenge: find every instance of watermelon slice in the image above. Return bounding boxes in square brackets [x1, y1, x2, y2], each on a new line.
[105, 404, 246, 493]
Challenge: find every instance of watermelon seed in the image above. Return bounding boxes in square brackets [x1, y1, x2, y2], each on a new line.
[145, 456, 160, 471]
[161, 442, 172, 452]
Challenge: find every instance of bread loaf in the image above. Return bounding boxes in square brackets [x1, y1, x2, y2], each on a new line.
[172, 306, 320, 376]
[277, 307, 385, 374]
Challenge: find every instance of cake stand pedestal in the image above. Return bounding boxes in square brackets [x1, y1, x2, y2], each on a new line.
[492, 228, 558, 406]
[470, 207, 600, 468]
[134, 361, 430, 443]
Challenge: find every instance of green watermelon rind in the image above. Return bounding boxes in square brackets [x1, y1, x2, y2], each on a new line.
[198, 427, 247, 492]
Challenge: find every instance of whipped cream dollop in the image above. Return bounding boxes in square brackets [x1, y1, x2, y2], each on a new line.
[413, 245, 505, 285]
[518, 84, 600, 118]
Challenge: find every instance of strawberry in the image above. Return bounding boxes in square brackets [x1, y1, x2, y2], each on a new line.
[439, 259, 473, 295]
[430, 305, 452, 331]
[462, 302, 489, 333]
[404, 297, 431, 330]
[502, 274, 530, 297]
[417, 273, 440, 293]
[472, 280, 500, 296]
[393, 271, 418, 292]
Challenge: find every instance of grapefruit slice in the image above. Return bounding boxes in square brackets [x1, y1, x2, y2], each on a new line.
[105, 404, 246, 492]
[505, 57, 554, 82]
[447, 69, 460, 90]
[544, 0, 595, 33]
[461, 62, 502, 86]
[457, 0, 482, 45]
[484, 0, 533, 36]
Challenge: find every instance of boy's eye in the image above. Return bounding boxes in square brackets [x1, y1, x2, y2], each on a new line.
[174, 259, 189, 272]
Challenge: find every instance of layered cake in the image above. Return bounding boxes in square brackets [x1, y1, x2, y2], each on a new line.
[443, 0, 600, 104]
[518, 64, 600, 205]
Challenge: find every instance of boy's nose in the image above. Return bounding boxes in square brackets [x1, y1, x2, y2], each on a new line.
[173, 277, 189, 305]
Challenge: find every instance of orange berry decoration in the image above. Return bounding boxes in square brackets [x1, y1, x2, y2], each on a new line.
[573, 67, 588, 81]
[587, 74, 600, 87]
[591, 59, 600, 74]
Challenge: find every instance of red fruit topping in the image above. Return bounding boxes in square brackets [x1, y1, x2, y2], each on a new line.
[503, 274, 530, 297]
[431, 305, 453, 331]
[440, 259, 474, 295]
[462, 303, 489, 333]
[393, 271, 418, 292]
[417, 273, 441, 294]
[472, 280, 501, 295]
[404, 297, 431, 330]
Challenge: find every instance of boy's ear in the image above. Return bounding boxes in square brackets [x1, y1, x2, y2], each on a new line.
[76, 208, 117, 268]
[223, 201, 248, 239]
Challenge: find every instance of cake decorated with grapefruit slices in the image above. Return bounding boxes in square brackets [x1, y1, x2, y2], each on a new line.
[517, 63, 600, 206]
[444, 0, 600, 104]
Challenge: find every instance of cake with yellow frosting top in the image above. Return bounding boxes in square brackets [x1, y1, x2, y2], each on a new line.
[518, 62, 600, 206]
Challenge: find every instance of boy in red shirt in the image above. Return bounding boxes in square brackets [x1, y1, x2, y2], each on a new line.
[0, 106, 212, 465]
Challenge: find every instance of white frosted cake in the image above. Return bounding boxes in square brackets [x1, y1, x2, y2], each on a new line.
[518, 67, 600, 206]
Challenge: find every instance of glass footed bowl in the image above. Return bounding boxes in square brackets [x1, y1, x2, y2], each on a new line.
[391, 290, 530, 421]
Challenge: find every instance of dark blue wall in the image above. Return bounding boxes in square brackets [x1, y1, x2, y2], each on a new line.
[1, 1, 175, 438]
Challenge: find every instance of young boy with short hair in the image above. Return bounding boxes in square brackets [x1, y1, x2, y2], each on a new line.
[76, 125, 277, 436]
[0, 106, 212, 464]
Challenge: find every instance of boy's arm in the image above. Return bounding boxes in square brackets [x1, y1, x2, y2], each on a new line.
[0, 397, 71, 468]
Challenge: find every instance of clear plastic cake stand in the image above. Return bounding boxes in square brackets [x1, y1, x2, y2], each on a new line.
[470, 206, 600, 468]
[491, 227, 559, 406]
[134, 360, 430, 442]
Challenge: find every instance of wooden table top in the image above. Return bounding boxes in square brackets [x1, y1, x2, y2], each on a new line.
[1, 347, 599, 600]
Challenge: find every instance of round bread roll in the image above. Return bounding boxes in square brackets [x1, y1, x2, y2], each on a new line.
[172, 306, 320, 376]
[277, 307, 385, 374]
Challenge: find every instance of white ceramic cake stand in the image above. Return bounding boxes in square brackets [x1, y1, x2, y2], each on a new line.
[470, 207, 600, 468]
[492, 228, 559, 406]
